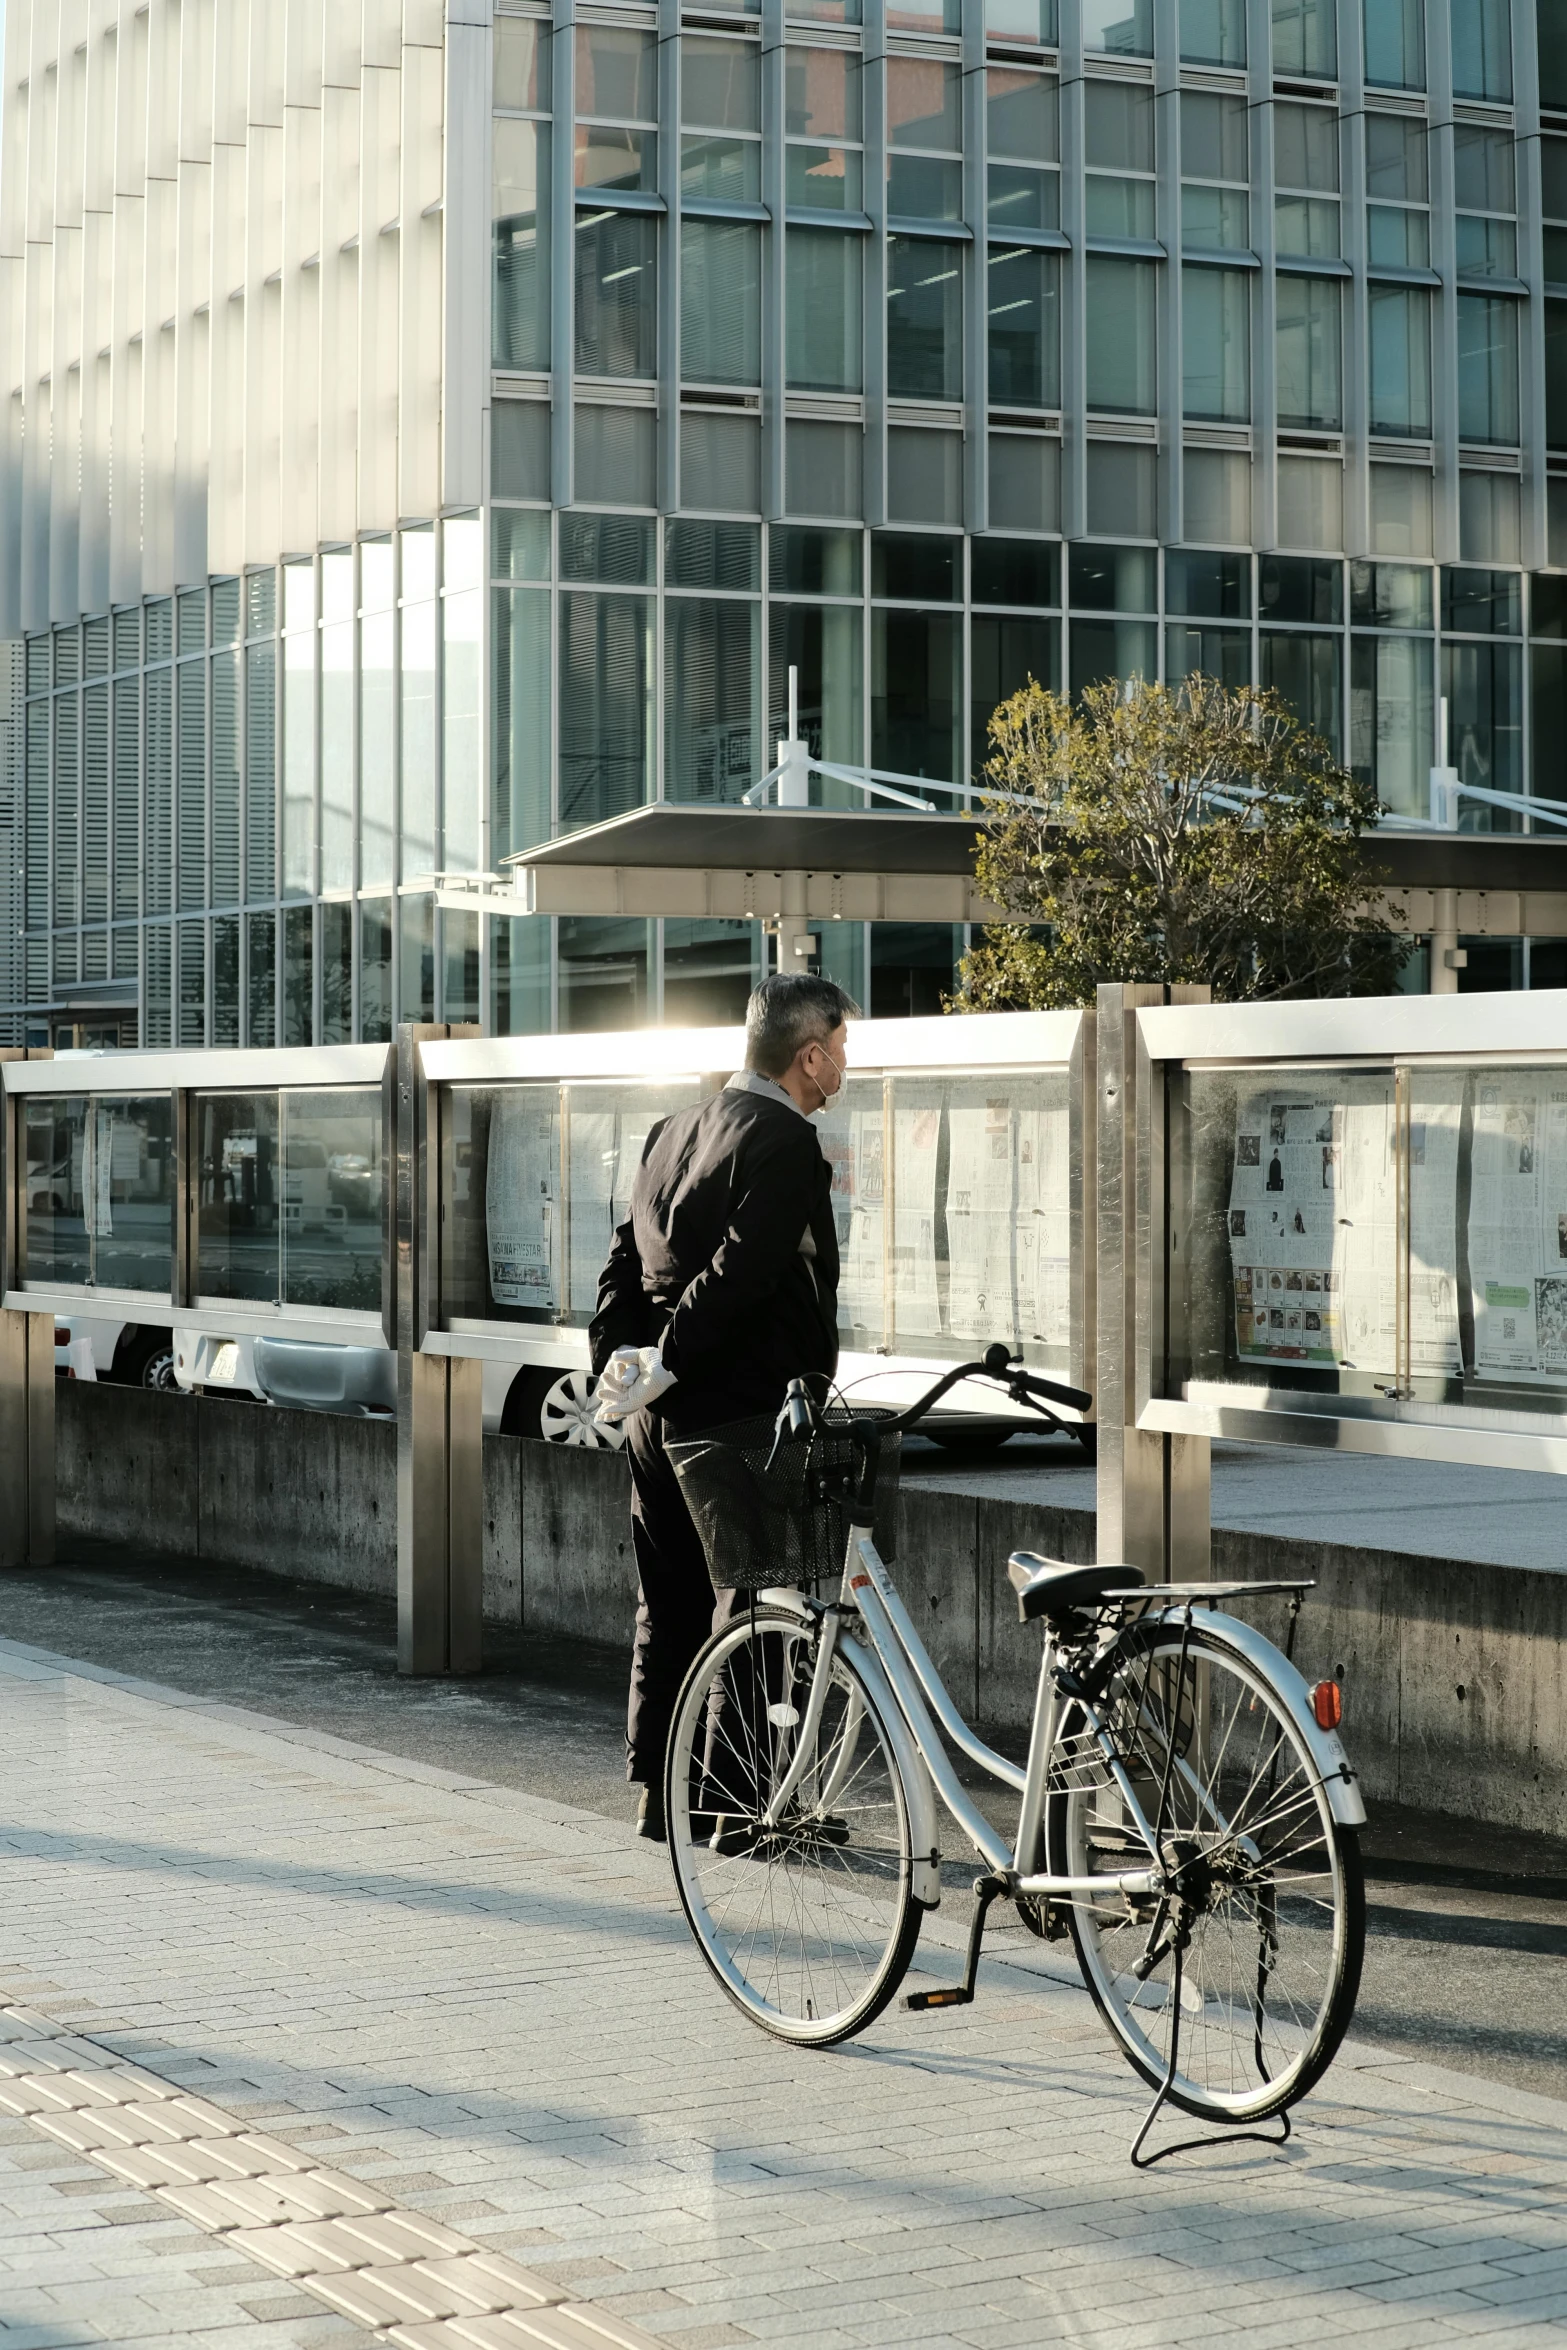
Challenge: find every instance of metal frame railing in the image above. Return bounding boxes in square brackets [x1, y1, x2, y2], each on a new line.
[14, 989, 1567, 1662]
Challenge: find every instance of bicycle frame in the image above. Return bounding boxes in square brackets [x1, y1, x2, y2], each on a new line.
[759, 1523, 1364, 1909]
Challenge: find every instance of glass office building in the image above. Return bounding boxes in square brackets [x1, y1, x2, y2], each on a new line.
[5, 0, 1567, 1046]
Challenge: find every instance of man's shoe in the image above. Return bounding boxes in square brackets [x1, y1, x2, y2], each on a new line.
[636, 1784, 666, 1842]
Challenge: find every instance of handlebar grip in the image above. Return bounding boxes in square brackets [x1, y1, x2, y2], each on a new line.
[1018, 1370, 1093, 1416]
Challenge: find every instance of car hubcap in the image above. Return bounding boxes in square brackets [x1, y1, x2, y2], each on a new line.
[538, 1371, 624, 1449]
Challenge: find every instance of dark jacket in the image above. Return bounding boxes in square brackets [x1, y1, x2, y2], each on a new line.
[590, 1083, 839, 1414]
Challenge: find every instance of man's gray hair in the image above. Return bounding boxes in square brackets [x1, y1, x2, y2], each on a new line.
[744, 973, 860, 1078]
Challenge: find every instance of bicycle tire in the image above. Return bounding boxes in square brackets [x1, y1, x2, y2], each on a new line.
[1046, 1616, 1365, 2123]
[665, 1604, 922, 2048]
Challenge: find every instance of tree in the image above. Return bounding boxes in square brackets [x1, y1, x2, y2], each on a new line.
[951, 674, 1405, 1011]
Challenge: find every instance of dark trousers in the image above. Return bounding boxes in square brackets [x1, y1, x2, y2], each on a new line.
[624, 1386, 777, 1786]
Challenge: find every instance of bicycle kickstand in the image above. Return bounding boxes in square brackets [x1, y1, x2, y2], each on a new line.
[905, 1874, 1006, 2012]
[1128, 1937, 1293, 2169]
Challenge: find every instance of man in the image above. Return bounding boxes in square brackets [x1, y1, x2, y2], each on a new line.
[590, 972, 856, 1840]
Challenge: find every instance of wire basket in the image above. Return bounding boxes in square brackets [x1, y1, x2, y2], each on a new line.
[667, 1406, 902, 1594]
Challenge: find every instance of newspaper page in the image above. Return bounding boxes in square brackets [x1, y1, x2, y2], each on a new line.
[1017, 1083, 1072, 1354]
[819, 1086, 886, 1340]
[944, 1094, 1021, 1345]
[891, 1088, 943, 1340]
[564, 1086, 696, 1321]
[485, 1088, 560, 1311]
[1469, 1074, 1567, 1383]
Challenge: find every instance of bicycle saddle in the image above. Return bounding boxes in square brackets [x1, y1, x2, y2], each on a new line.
[1006, 1552, 1145, 1624]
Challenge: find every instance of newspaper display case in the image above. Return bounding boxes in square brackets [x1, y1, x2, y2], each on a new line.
[417, 1012, 1092, 1416]
[1145, 993, 1567, 1473]
[1, 1047, 392, 1349]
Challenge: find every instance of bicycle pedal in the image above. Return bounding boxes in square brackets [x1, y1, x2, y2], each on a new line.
[904, 1984, 974, 2012]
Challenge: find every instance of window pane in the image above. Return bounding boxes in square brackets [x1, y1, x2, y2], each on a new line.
[1085, 176, 1155, 237]
[1454, 125, 1516, 214]
[785, 48, 862, 140]
[1367, 206, 1430, 267]
[443, 589, 483, 871]
[493, 120, 550, 370]
[888, 155, 962, 219]
[575, 125, 655, 194]
[577, 26, 657, 121]
[988, 245, 1060, 409]
[1445, 637, 1522, 800]
[872, 608, 961, 781]
[1366, 114, 1428, 201]
[1182, 266, 1249, 422]
[786, 419, 864, 515]
[1084, 80, 1154, 172]
[987, 69, 1058, 164]
[360, 612, 394, 889]
[1182, 186, 1249, 248]
[769, 603, 864, 780]
[246, 645, 275, 901]
[1351, 633, 1432, 820]
[682, 133, 761, 202]
[665, 599, 759, 803]
[681, 219, 760, 385]
[247, 912, 277, 1046]
[359, 900, 393, 1044]
[195, 1093, 279, 1303]
[988, 165, 1060, 232]
[1364, 0, 1425, 88]
[1457, 293, 1520, 444]
[786, 144, 863, 209]
[495, 18, 548, 110]
[680, 412, 762, 512]
[1182, 92, 1248, 181]
[1368, 283, 1432, 437]
[559, 592, 653, 828]
[1456, 216, 1518, 278]
[886, 427, 962, 525]
[281, 629, 313, 896]
[986, 0, 1058, 42]
[1276, 275, 1341, 429]
[575, 405, 656, 505]
[175, 665, 204, 912]
[1180, 0, 1245, 65]
[575, 212, 657, 378]
[1166, 624, 1251, 686]
[787, 229, 863, 392]
[887, 59, 961, 150]
[1274, 104, 1339, 191]
[1083, 0, 1153, 56]
[682, 36, 760, 131]
[1086, 444, 1157, 536]
[1085, 256, 1156, 415]
[1272, 0, 1335, 77]
[888, 236, 963, 401]
[1260, 630, 1341, 756]
[1452, 0, 1513, 101]
[493, 588, 551, 862]
[1275, 196, 1340, 257]
[1071, 617, 1157, 691]
[667, 519, 760, 589]
[972, 614, 1059, 774]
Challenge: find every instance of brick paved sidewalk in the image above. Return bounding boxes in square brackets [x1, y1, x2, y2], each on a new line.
[3, 1634, 1567, 2350]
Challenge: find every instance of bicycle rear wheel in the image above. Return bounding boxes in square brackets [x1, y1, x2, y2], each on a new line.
[1046, 1619, 1364, 2123]
[665, 1605, 921, 2047]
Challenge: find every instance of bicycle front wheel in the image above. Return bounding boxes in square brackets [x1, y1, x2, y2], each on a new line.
[665, 1605, 921, 2047]
[1047, 1619, 1364, 2123]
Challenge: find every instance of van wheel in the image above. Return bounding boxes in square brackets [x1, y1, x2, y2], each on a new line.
[110, 1329, 179, 1394]
[501, 1367, 626, 1449]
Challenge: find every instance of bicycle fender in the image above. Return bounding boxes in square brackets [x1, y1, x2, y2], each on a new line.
[755, 1591, 943, 1908]
[1140, 1606, 1367, 1830]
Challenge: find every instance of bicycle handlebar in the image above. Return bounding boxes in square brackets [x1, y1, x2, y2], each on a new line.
[782, 1347, 1093, 1447]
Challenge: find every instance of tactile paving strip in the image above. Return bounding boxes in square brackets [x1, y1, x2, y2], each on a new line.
[0, 2004, 661, 2350]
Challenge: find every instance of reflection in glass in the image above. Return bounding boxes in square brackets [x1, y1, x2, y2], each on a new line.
[665, 598, 759, 802]
[872, 609, 960, 782]
[440, 1081, 704, 1325]
[282, 1090, 384, 1312]
[23, 1097, 90, 1285]
[1350, 634, 1433, 820]
[196, 1094, 281, 1303]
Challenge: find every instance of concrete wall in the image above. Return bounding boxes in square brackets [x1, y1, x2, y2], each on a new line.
[49, 1380, 1567, 1829]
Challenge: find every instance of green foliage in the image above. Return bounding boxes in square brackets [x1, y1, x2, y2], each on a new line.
[950, 674, 1405, 1011]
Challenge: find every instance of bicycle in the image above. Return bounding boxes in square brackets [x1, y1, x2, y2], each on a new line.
[662, 1347, 1367, 2163]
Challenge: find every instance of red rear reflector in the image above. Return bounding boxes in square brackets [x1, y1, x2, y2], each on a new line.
[1311, 1679, 1342, 1731]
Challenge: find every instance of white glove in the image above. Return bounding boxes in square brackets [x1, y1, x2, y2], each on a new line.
[594, 1344, 678, 1424]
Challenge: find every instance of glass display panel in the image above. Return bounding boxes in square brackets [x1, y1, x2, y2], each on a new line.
[1452, 1069, 1567, 1403]
[23, 1097, 176, 1293]
[281, 1090, 384, 1312]
[873, 1071, 1071, 1370]
[195, 1093, 281, 1303]
[440, 1080, 704, 1328]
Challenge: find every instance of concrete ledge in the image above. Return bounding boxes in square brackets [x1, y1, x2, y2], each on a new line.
[48, 1380, 1567, 1827]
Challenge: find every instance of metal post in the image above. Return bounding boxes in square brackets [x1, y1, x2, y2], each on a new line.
[395, 1020, 483, 1674]
[0, 1049, 56, 1571]
[1095, 984, 1211, 1580]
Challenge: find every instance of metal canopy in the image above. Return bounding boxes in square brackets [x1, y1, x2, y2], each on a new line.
[502, 802, 1567, 940]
